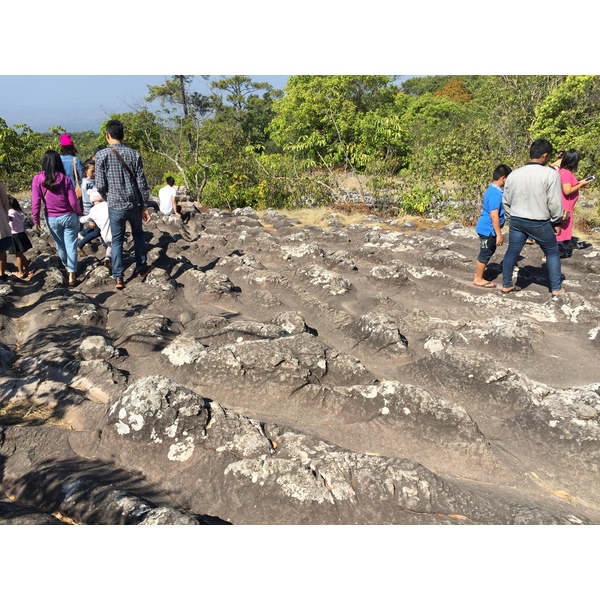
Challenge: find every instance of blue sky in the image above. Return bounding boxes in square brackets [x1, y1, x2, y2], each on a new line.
[0, 75, 291, 133]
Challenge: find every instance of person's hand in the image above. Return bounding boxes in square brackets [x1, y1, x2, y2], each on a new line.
[35, 224, 40, 231]
[497, 234, 504, 246]
[580, 178, 592, 187]
[142, 207, 151, 224]
[554, 225, 561, 235]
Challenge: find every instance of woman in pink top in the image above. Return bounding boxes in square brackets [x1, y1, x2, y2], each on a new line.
[32, 150, 83, 286]
[556, 149, 593, 254]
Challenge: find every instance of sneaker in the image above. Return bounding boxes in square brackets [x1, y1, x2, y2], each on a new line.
[103, 257, 112, 269]
[115, 277, 125, 290]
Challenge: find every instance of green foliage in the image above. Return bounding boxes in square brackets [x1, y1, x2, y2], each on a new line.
[0, 119, 50, 189]
[269, 75, 401, 170]
[400, 76, 454, 96]
[398, 183, 436, 215]
[531, 75, 600, 174]
[4, 74, 600, 223]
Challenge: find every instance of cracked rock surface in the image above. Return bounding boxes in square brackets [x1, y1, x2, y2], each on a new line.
[1, 202, 600, 524]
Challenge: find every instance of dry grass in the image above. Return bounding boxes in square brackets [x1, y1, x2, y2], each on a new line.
[259, 205, 442, 232]
[0, 399, 72, 429]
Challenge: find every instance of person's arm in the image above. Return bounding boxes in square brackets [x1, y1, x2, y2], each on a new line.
[0, 182, 8, 214]
[562, 178, 591, 196]
[490, 210, 503, 246]
[171, 190, 178, 215]
[95, 155, 108, 199]
[31, 177, 41, 227]
[66, 179, 83, 215]
[135, 154, 151, 223]
[135, 155, 150, 206]
[548, 171, 564, 233]
[502, 182, 512, 217]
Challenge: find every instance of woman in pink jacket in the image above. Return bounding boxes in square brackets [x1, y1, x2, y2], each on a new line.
[556, 149, 593, 256]
[32, 150, 83, 286]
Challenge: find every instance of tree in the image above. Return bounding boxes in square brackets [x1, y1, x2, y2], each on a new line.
[268, 75, 402, 169]
[531, 75, 600, 172]
[0, 119, 49, 189]
[146, 75, 212, 153]
[209, 76, 283, 148]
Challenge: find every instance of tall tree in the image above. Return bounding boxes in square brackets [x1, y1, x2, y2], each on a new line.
[146, 75, 212, 152]
[209, 76, 283, 148]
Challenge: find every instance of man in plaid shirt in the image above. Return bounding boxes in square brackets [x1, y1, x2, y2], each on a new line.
[95, 119, 152, 290]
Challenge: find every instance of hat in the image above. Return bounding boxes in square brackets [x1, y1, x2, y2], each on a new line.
[88, 188, 103, 203]
[60, 134, 74, 146]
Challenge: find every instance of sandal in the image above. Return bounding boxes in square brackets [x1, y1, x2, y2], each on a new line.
[501, 285, 522, 294]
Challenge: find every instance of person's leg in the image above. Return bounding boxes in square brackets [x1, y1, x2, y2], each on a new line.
[15, 252, 26, 276]
[46, 216, 69, 269]
[109, 208, 127, 279]
[502, 218, 528, 290]
[533, 221, 563, 293]
[77, 226, 101, 249]
[0, 237, 9, 278]
[63, 213, 80, 278]
[127, 206, 148, 272]
[474, 234, 496, 286]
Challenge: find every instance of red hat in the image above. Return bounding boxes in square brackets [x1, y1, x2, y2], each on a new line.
[60, 134, 74, 146]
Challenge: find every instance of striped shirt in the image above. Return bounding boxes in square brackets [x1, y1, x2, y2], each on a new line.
[94, 143, 150, 211]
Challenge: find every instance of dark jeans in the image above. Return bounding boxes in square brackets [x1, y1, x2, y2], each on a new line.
[77, 225, 102, 249]
[108, 205, 147, 279]
[502, 216, 562, 292]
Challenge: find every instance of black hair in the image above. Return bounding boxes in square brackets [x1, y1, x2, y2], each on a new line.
[82, 159, 95, 177]
[92, 145, 107, 157]
[166, 176, 175, 186]
[493, 164, 512, 180]
[105, 119, 124, 141]
[42, 149, 67, 190]
[529, 139, 553, 159]
[8, 196, 22, 213]
[559, 148, 581, 172]
[59, 144, 77, 156]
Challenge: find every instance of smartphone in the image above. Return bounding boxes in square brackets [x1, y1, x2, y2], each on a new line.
[585, 175, 595, 181]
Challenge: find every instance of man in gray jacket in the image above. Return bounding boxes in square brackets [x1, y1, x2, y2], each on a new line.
[501, 139, 565, 296]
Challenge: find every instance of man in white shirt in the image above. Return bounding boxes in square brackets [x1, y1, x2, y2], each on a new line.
[158, 177, 180, 216]
[501, 139, 565, 296]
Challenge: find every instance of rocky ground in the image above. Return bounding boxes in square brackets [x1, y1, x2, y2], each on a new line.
[1, 197, 599, 525]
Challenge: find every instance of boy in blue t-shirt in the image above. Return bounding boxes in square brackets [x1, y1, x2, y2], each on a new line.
[473, 163, 512, 288]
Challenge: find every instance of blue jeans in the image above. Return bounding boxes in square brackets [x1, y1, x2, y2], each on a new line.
[47, 213, 79, 273]
[77, 225, 102, 249]
[502, 216, 563, 292]
[109, 205, 147, 279]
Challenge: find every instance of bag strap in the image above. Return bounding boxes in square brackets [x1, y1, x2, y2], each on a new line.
[110, 146, 136, 180]
[72, 157, 79, 185]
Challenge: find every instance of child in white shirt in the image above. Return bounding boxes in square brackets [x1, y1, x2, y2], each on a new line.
[79, 188, 112, 268]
